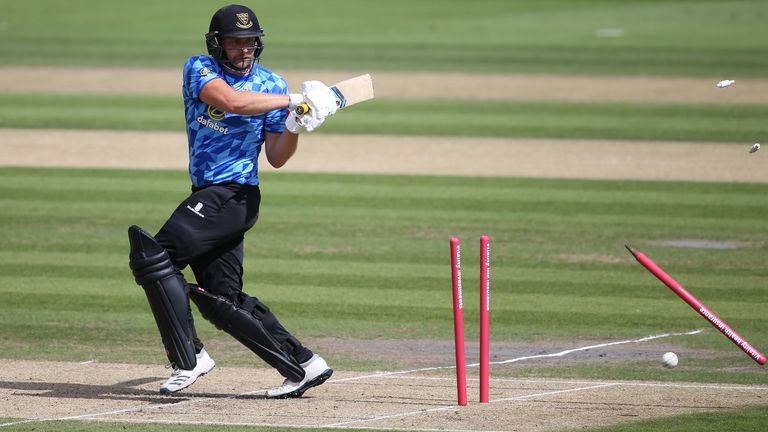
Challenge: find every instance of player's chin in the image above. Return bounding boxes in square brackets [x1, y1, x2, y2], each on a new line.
[233, 57, 254, 69]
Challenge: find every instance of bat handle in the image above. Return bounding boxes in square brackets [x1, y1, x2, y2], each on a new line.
[295, 103, 310, 116]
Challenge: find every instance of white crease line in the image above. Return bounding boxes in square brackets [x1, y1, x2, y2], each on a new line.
[492, 329, 703, 365]
[323, 383, 617, 428]
[330, 329, 703, 384]
[379, 375, 768, 391]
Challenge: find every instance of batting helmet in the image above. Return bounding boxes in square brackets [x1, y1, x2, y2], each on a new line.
[205, 4, 265, 68]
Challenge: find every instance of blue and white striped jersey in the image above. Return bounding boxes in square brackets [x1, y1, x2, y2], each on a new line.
[182, 56, 289, 187]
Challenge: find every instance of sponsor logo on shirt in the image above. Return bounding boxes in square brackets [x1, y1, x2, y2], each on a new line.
[197, 114, 229, 134]
[207, 105, 226, 121]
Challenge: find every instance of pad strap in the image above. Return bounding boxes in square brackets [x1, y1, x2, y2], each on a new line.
[189, 285, 305, 381]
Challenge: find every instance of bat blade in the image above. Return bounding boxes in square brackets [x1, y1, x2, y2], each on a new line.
[331, 74, 374, 108]
[295, 74, 374, 115]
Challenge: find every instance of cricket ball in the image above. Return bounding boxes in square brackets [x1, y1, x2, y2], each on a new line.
[662, 352, 679, 368]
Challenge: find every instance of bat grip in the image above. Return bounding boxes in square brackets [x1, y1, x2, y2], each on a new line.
[295, 103, 310, 116]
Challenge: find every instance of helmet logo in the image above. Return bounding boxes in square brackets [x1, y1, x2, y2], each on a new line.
[235, 13, 253, 29]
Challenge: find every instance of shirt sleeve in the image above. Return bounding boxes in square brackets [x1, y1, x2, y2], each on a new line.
[183, 56, 222, 102]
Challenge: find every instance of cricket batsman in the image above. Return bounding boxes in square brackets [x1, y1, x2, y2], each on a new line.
[128, 4, 338, 398]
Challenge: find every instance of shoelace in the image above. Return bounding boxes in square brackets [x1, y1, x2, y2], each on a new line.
[164, 363, 182, 377]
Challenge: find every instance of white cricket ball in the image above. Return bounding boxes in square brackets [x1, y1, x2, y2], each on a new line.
[716, 79, 735, 88]
[662, 352, 679, 368]
[749, 143, 761, 154]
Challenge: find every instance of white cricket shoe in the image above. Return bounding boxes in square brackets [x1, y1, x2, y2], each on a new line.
[265, 355, 333, 399]
[160, 349, 216, 395]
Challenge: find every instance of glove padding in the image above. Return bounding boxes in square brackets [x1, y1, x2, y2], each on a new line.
[288, 93, 304, 110]
[284, 110, 326, 134]
[301, 80, 338, 119]
[298, 110, 325, 132]
[285, 111, 302, 134]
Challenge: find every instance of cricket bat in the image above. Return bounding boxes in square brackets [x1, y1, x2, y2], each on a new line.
[295, 74, 374, 115]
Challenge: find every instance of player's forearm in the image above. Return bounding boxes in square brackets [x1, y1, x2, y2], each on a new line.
[200, 79, 289, 115]
[264, 132, 299, 168]
[217, 92, 289, 115]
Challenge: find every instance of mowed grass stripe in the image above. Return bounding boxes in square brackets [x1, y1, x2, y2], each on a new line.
[3, 262, 766, 302]
[3, 0, 768, 77]
[1, 200, 764, 267]
[2, 168, 767, 222]
[7, 167, 768, 200]
[4, 188, 764, 220]
[6, 276, 766, 334]
[3, 273, 767, 330]
[4, 276, 764, 342]
[2, 94, 768, 142]
[1, 250, 766, 293]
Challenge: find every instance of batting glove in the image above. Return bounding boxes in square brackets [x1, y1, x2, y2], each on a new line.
[285, 111, 302, 134]
[288, 93, 304, 110]
[297, 111, 326, 132]
[301, 80, 338, 119]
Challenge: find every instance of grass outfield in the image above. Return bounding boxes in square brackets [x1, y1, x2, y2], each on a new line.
[1, 94, 767, 143]
[1, 0, 767, 76]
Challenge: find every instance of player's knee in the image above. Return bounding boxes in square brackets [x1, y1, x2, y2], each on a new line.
[129, 225, 176, 284]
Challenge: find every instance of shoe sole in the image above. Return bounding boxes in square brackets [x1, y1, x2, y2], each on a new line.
[159, 364, 215, 395]
[268, 368, 333, 399]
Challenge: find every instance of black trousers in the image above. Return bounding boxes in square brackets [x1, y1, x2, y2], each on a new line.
[154, 183, 311, 363]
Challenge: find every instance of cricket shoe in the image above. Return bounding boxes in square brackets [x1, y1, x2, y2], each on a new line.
[160, 349, 215, 395]
[265, 355, 333, 399]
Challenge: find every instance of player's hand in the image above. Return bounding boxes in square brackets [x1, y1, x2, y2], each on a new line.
[301, 80, 338, 119]
[297, 111, 326, 132]
[285, 111, 302, 134]
[285, 110, 325, 133]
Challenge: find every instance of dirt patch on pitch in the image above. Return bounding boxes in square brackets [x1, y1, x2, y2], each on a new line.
[3, 66, 768, 104]
[2, 129, 767, 183]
